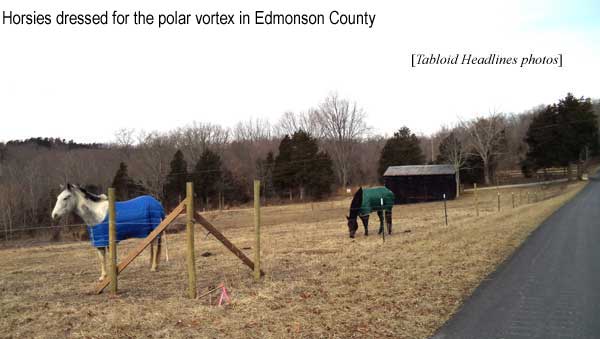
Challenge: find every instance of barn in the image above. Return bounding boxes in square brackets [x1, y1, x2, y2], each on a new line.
[383, 165, 456, 204]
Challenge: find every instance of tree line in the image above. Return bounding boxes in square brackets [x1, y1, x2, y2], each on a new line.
[0, 93, 598, 239]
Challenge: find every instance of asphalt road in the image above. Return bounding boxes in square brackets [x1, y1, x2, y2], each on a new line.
[432, 178, 600, 339]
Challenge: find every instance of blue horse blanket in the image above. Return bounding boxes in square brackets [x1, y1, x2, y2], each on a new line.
[87, 195, 165, 248]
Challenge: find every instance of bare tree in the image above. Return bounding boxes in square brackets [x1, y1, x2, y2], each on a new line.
[114, 128, 136, 158]
[418, 133, 442, 164]
[171, 122, 230, 164]
[275, 110, 323, 138]
[462, 112, 507, 185]
[437, 125, 469, 197]
[0, 183, 18, 240]
[234, 117, 273, 142]
[316, 93, 368, 189]
[350, 135, 386, 186]
[133, 131, 176, 200]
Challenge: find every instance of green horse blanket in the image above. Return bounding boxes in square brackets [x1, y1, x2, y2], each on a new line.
[358, 187, 394, 215]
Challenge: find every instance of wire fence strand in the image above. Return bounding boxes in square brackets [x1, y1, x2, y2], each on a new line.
[2, 184, 569, 236]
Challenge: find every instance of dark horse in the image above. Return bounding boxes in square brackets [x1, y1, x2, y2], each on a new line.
[346, 187, 394, 238]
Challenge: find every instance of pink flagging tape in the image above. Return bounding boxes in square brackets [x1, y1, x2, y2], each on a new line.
[218, 284, 231, 306]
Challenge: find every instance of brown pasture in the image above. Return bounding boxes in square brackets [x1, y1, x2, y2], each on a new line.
[0, 181, 585, 338]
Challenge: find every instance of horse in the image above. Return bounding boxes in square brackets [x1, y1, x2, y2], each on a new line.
[346, 186, 394, 238]
[51, 183, 165, 281]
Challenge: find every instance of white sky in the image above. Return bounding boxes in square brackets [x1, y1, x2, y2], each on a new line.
[1, 0, 599, 143]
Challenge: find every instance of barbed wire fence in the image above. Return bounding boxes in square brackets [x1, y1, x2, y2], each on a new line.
[0, 178, 575, 247]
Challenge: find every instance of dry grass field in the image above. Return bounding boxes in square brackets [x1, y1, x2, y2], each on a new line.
[0, 181, 586, 338]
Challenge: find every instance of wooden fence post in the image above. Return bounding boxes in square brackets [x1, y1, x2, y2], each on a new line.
[186, 182, 197, 299]
[380, 198, 385, 242]
[519, 192, 522, 205]
[254, 180, 261, 281]
[474, 183, 479, 216]
[443, 193, 448, 226]
[497, 192, 501, 212]
[108, 188, 117, 294]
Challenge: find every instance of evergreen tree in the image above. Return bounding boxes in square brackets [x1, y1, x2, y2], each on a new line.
[112, 162, 132, 200]
[273, 135, 294, 197]
[111, 162, 146, 200]
[524, 105, 563, 170]
[460, 152, 485, 185]
[273, 130, 334, 200]
[291, 130, 319, 199]
[524, 93, 599, 176]
[378, 127, 425, 178]
[0, 142, 6, 162]
[191, 149, 223, 208]
[221, 168, 250, 205]
[308, 151, 335, 199]
[557, 93, 599, 162]
[164, 150, 188, 207]
[256, 151, 275, 200]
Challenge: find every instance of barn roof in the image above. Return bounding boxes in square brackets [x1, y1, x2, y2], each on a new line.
[383, 164, 456, 176]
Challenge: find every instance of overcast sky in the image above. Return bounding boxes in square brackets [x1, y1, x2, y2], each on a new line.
[1, 0, 599, 143]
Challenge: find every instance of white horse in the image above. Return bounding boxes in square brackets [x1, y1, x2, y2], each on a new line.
[51, 184, 163, 281]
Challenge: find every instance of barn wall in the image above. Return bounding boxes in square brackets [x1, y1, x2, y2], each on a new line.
[383, 174, 456, 204]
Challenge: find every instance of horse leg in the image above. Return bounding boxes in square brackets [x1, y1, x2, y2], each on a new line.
[96, 247, 107, 281]
[156, 237, 162, 267]
[151, 237, 161, 272]
[386, 210, 392, 235]
[377, 211, 384, 234]
[150, 240, 154, 268]
[359, 215, 369, 236]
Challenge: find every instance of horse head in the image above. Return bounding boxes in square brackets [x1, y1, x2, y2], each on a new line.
[52, 183, 78, 220]
[347, 215, 359, 238]
[346, 187, 363, 238]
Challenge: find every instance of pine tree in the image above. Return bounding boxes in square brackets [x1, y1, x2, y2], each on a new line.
[291, 130, 319, 200]
[308, 151, 334, 199]
[460, 152, 485, 185]
[111, 162, 147, 200]
[524, 105, 562, 171]
[191, 149, 222, 209]
[221, 168, 249, 205]
[557, 93, 599, 163]
[112, 162, 131, 200]
[256, 151, 275, 200]
[524, 93, 599, 177]
[164, 150, 188, 207]
[378, 127, 425, 178]
[273, 135, 294, 198]
[273, 130, 334, 200]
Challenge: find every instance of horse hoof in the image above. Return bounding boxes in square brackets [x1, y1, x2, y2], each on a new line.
[98, 275, 106, 281]
[151, 267, 158, 272]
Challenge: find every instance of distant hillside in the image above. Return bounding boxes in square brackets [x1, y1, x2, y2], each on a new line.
[4, 137, 105, 150]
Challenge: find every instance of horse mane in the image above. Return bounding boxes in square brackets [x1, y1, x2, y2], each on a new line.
[76, 185, 106, 202]
[348, 187, 363, 219]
